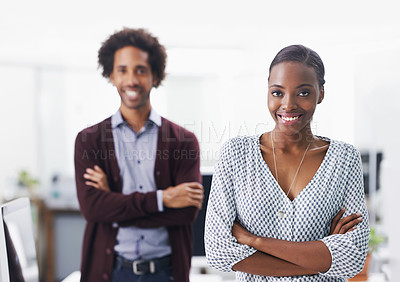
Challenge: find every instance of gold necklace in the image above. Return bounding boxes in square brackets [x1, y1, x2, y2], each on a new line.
[271, 133, 311, 219]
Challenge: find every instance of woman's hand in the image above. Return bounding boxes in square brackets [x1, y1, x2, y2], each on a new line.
[232, 221, 256, 247]
[330, 207, 362, 235]
[83, 165, 111, 192]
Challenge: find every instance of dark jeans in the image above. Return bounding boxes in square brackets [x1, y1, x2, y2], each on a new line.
[111, 260, 174, 282]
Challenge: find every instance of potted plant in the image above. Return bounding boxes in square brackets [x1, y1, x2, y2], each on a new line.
[17, 170, 39, 195]
[349, 227, 385, 281]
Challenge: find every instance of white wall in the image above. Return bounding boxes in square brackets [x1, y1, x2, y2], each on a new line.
[354, 45, 400, 162]
[354, 44, 400, 279]
[0, 65, 39, 199]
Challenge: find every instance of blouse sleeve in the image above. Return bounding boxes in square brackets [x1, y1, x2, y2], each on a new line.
[204, 140, 257, 272]
[320, 148, 370, 278]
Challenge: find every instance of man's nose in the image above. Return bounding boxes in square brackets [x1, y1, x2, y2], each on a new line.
[126, 71, 139, 85]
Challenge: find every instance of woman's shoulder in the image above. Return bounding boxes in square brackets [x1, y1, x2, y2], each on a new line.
[223, 135, 259, 150]
[317, 135, 360, 158]
[218, 135, 260, 158]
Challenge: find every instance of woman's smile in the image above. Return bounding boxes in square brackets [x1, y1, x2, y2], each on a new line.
[277, 113, 304, 124]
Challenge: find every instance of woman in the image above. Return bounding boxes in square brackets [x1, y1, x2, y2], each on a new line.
[204, 45, 369, 281]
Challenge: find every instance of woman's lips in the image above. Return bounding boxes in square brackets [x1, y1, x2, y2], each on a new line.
[277, 113, 303, 124]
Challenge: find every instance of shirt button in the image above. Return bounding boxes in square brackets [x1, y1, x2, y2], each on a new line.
[112, 222, 119, 228]
[106, 248, 112, 255]
[139, 185, 143, 189]
[156, 171, 160, 176]
[102, 273, 109, 280]
[141, 235, 144, 240]
[277, 211, 285, 219]
[137, 160, 141, 164]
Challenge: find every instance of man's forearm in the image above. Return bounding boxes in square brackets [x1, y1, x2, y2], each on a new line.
[233, 251, 318, 277]
[119, 206, 198, 228]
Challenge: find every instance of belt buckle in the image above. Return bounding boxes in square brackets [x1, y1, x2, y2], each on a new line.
[132, 260, 156, 275]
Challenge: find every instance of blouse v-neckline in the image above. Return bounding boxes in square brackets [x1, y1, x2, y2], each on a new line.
[257, 135, 333, 203]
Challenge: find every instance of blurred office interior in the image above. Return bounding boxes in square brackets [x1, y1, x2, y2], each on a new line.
[0, 0, 399, 281]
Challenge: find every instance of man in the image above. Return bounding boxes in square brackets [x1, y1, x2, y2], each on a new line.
[74, 28, 204, 282]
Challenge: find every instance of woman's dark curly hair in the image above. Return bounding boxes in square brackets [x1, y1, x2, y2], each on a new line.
[98, 28, 167, 87]
[268, 45, 325, 88]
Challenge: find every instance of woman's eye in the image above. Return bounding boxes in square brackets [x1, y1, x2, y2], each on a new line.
[271, 91, 282, 97]
[298, 91, 310, 97]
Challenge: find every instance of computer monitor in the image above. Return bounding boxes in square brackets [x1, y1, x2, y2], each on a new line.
[0, 213, 10, 282]
[0, 197, 39, 282]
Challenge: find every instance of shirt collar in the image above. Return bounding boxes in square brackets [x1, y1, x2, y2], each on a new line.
[148, 108, 162, 127]
[111, 108, 162, 129]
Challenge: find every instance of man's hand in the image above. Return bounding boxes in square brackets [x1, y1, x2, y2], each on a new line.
[83, 165, 111, 192]
[162, 182, 204, 209]
[330, 207, 362, 235]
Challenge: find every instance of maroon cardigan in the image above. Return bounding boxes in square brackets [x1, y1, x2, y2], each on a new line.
[74, 116, 201, 282]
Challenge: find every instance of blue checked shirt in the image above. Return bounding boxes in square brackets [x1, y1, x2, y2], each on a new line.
[205, 135, 370, 281]
[112, 109, 171, 260]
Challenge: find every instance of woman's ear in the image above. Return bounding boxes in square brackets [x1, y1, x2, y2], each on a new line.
[318, 87, 325, 104]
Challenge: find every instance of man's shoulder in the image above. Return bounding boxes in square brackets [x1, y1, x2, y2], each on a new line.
[160, 117, 187, 131]
[160, 117, 198, 142]
[75, 117, 112, 143]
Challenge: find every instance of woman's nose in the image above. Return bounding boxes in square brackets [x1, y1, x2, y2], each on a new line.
[281, 95, 297, 110]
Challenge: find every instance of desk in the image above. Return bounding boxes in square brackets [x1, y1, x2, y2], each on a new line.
[349, 273, 386, 281]
[42, 203, 84, 282]
[61, 271, 387, 282]
[61, 271, 80, 282]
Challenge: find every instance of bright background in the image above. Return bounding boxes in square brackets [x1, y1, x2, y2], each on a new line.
[0, 0, 399, 279]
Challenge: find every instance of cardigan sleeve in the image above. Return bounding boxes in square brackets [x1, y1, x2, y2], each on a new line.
[320, 148, 370, 278]
[204, 140, 257, 272]
[119, 132, 202, 228]
[74, 130, 159, 223]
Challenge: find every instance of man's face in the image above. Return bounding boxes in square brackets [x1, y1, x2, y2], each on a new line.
[110, 46, 157, 111]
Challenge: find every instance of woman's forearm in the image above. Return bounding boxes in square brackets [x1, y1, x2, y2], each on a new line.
[232, 251, 318, 276]
[249, 236, 332, 273]
[233, 222, 332, 273]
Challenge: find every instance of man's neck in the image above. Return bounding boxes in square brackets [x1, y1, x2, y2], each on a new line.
[120, 104, 151, 133]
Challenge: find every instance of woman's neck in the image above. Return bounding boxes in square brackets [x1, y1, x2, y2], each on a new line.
[270, 126, 315, 152]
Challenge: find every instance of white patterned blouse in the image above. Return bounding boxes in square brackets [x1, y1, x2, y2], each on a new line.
[205, 135, 370, 282]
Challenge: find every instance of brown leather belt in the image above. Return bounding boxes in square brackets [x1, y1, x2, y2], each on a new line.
[115, 255, 171, 275]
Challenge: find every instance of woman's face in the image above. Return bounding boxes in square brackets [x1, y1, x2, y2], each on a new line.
[268, 61, 324, 136]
